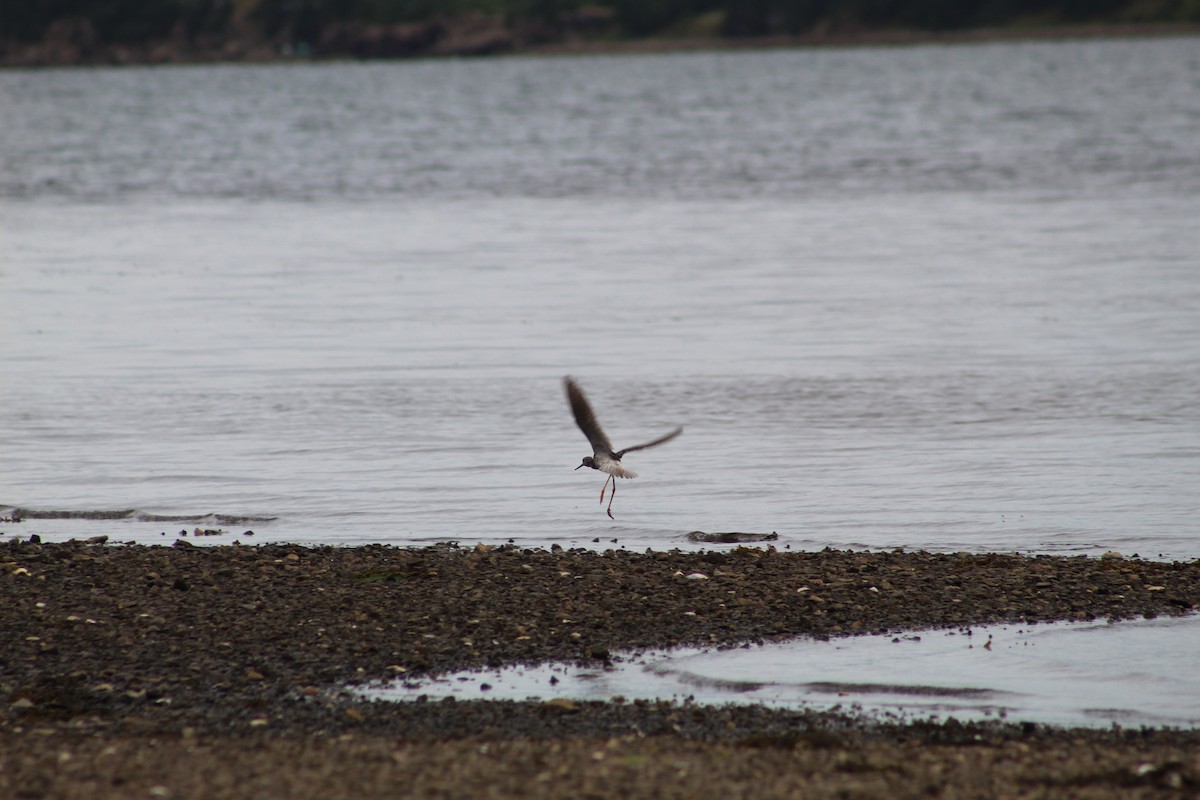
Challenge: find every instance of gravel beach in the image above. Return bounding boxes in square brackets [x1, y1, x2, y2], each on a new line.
[2, 539, 1198, 798]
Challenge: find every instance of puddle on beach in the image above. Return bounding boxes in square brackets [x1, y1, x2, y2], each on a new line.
[360, 614, 1200, 729]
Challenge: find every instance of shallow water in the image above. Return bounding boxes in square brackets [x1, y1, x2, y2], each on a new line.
[362, 615, 1200, 729]
[2, 190, 1197, 557]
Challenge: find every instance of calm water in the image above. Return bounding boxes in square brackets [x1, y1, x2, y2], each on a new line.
[366, 615, 1200, 729]
[2, 37, 1199, 561]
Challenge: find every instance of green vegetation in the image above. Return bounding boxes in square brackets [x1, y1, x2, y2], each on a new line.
[2, 0, 1197, 48]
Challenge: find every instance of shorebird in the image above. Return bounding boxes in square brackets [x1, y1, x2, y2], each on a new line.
[564, 376, 682, 519]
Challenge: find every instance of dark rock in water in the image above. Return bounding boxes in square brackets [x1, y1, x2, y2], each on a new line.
[687, 531, 779, 543]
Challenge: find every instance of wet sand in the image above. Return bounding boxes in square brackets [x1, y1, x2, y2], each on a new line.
[2, 539, 1198, 798]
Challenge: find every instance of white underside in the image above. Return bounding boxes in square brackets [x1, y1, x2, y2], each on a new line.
[596, 458, 637, 479]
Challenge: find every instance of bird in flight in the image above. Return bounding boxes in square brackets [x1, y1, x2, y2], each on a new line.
[564, 376, 682, 519]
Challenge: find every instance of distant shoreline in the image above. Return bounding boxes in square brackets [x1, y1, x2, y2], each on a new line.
[2, 21, 1197, 69]
[525, 21, 1200, 56]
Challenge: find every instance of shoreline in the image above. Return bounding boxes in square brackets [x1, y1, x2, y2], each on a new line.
[2, 21, 1198, 69]
[525, 21, 1200, 56]
[2, 540, 1198, 797]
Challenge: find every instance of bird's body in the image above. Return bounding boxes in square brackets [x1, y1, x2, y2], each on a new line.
[583, 452, 637, 480]
[564, 376, 681, 519]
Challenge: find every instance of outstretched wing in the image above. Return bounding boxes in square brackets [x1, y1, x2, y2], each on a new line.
[564, 377, 614, 456]
[616, 426, 682, 458]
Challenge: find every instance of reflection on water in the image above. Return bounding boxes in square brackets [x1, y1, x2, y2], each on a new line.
[360, 615, 1200, 729]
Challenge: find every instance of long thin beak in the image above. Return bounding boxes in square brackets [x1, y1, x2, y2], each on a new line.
[574, 464, 584, 470]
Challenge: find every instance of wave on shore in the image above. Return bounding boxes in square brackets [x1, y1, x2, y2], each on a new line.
[1, 505, 276, 525]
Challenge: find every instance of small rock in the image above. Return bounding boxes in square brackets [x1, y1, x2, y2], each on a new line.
[543, 698, 579, 713]
[687, 531, 779, 543]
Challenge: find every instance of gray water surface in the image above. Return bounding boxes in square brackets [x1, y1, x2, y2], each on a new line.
[2, 38, 1199, 558]
[362, 615, 1200, 729]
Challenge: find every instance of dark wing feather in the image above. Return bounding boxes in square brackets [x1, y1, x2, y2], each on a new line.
[616, 426, 682, 458]
[564, 377, 614, 456]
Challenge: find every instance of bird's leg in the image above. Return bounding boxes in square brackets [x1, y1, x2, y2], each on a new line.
[599, 475, 610, 503]
[606, 479, 616, 520]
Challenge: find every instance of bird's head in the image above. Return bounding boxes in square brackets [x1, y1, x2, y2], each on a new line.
[576, 456, 595, 471]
